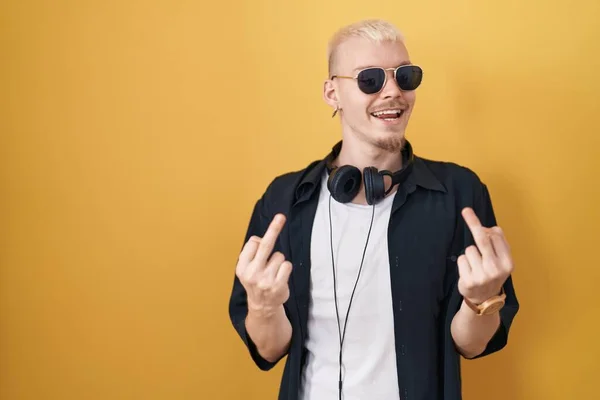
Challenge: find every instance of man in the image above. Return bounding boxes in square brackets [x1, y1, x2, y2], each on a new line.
[229, 19, 519, 400]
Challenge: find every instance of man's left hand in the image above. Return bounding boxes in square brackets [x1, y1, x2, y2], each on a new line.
[457, 207, 514, 305]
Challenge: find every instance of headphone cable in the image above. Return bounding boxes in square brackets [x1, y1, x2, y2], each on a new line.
[329, 195, 376, 400]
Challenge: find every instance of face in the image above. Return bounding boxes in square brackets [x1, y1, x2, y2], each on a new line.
[324, 37, 418, 152]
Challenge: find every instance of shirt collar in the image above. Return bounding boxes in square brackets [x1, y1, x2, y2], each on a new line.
[410, 156, 447, 193]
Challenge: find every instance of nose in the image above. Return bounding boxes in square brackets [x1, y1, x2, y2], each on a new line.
[379, 69, 404, 99]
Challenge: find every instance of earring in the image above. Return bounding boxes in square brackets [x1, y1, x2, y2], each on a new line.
[332, 105, 340, 118]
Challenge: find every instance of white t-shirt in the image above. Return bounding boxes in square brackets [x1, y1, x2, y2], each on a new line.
[299, 172, 400, 400]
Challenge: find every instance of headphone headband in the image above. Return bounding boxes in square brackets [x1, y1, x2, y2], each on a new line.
[325, 140, 414, 177]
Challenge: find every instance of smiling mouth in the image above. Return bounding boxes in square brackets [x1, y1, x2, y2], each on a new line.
[370, 109, 404, 121]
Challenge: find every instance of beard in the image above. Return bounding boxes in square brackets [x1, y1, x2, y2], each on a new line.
[371, 135, 404, 152]
[352, 127, 405, 153]
[342, 111, 408, 154]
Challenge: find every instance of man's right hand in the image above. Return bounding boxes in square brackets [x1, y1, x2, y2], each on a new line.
[236, 213, 292, 318]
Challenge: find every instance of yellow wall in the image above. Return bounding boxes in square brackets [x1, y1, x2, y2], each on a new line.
[1, 1, 599, 399]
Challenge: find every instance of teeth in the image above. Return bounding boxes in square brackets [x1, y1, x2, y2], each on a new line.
[373, 109, 402, 116]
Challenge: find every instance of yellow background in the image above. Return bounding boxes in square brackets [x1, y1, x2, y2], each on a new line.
[1, 0, 599, 399]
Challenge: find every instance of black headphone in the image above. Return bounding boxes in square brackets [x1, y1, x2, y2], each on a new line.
[325, 140, 415, 205]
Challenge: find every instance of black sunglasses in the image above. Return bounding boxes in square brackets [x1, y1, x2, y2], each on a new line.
[331, 65, 423, 94]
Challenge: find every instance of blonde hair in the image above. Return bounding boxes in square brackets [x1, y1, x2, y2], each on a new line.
[327, 19, 405, 76]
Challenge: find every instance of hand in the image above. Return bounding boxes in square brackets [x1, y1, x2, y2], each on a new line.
[236, 213, 293, 318]
[457, 207, 514, 305]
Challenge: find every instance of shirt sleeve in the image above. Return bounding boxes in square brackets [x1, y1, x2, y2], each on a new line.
[446, 181, 520, 359]
[227, 195, 287, 371]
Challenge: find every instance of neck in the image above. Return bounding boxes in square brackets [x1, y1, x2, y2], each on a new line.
[331, 135, 405, 205]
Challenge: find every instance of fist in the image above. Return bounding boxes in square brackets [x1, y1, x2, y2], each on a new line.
[235, 213, 293, 317]
[457, 207, 514, 305]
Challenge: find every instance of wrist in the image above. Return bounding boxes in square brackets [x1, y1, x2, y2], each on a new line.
[247, 302, 284, 321]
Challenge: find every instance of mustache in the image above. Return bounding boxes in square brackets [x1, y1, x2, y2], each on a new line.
[369, 101, 409, 113]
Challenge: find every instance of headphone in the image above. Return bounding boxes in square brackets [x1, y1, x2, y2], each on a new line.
[325, 140, 415, 205]
[322, 139, 415, 399]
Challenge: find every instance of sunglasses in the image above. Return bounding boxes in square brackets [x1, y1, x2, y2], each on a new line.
[331, 65, 423, 94]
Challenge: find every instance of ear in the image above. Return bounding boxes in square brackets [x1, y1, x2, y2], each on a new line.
[323, 79, 339, 110]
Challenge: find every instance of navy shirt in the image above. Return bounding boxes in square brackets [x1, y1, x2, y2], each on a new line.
[228, 142, 519, 400]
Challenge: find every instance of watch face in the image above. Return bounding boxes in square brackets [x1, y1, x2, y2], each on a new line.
[483, 301, 504, 315]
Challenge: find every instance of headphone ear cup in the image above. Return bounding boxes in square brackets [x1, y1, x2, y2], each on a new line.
[363, 167, 385, 205]
[327, 165, 362, 203]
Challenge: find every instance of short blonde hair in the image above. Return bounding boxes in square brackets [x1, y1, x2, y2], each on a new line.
[327, 19, 405, 76]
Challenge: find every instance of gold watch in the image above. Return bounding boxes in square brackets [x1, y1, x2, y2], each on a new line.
[464, 287, 506, 316]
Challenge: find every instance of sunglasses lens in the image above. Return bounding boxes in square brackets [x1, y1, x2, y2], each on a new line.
[396, 65, 423, 90]
[356, 68, 386, 94]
